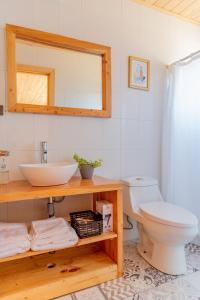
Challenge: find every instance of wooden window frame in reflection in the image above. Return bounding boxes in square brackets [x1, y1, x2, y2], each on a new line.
[17, 64, 55, 106]
[6, 24, 111, 118]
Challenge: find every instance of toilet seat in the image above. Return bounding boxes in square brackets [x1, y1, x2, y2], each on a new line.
[140, 201, 198, 228]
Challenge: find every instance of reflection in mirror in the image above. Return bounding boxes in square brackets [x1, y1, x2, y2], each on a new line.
[17, 64, 55, 106]
[16, 39, 102, 110]
[17, 71, 48, 105]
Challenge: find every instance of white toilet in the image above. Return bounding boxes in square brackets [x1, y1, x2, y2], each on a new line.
[122, 176, 199, 275]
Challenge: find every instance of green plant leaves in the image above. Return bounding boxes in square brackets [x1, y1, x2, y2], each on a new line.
[73, 153, 102, 169]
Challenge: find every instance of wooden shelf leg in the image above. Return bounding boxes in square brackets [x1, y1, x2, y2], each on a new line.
[94, 190, 123, 277]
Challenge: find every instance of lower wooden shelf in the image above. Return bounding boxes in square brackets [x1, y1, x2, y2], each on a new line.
[0, 245, 117, 300]
[0, 232, 117, 263]
[0, 178, 123, 299]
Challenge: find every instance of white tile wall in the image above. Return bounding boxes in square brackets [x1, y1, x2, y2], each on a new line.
[0, 0, 200, 240]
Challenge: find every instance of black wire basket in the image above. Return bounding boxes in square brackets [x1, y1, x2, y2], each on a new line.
[70, 210, 103, 239]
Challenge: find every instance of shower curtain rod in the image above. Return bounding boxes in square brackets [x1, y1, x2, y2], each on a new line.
[167, 49, 200, 68]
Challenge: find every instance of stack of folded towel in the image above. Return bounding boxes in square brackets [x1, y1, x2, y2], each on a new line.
[30, 217, 78, 251]
[0, 222, 30, 258]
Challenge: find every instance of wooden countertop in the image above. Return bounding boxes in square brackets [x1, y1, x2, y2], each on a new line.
[0, 176, 122, 203]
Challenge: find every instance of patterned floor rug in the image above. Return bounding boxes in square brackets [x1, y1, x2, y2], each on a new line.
[99, 241, 200, 300]
[56, 239, 200, 300]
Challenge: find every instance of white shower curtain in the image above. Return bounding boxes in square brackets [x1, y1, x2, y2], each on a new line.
[162, 54, 200, 224]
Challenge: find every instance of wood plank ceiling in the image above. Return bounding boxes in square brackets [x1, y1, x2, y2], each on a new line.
[132, 0, 200, 25]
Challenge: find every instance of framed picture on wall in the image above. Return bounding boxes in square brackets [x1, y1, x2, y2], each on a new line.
[128, 56, 150, 90]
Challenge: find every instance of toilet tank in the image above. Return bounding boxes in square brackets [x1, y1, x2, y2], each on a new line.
[122, 176, 163, 219]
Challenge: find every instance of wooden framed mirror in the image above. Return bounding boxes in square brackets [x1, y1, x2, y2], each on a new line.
[6, 24, 111, 118]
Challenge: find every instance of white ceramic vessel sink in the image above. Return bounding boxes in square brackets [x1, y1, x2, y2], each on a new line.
[19, 162, 78, 187]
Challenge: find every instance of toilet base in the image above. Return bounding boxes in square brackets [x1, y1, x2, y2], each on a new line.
[137, 242, 187, 275]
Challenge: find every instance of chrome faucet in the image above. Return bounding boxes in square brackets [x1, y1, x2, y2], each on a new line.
[41, 141, 47, 164]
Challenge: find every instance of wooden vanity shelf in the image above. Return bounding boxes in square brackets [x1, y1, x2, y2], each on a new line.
[0, 176, 123, 300]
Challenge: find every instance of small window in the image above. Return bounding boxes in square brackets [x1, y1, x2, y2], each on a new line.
[16, 64, 55, 106]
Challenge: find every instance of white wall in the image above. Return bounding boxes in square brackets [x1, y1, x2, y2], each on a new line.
[0, 0, 200, 239]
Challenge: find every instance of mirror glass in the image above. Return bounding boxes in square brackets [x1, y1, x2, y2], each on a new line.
[16, 39, 103, 110]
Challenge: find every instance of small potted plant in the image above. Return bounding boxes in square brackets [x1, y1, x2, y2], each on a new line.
[73, 153, 102, 179]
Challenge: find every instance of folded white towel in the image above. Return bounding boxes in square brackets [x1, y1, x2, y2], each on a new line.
[0, 232, 30, 244]
[0, 222, 27, 229]
[0, 238, 30, 250]
[31, 231, 70, 243]
[30, 227, 70, 241]
[31, 218, 68, 237]
[0, 247, 30, 258]
[30, 217, 78, 251]
[0, 222, 30, 258]
[0, 222, 28, 239]
[31, 236, 78, 251]
[31, 231, 78, 247]
[0, 236, 30, 246]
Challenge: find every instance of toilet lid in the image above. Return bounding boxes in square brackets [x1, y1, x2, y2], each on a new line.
[139, 202, 198, 227]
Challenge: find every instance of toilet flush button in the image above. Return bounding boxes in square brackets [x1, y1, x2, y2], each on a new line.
[136, 177, 143, 180]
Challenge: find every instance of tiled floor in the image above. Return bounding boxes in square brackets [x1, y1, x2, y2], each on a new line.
[56, 236, 200, 300]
